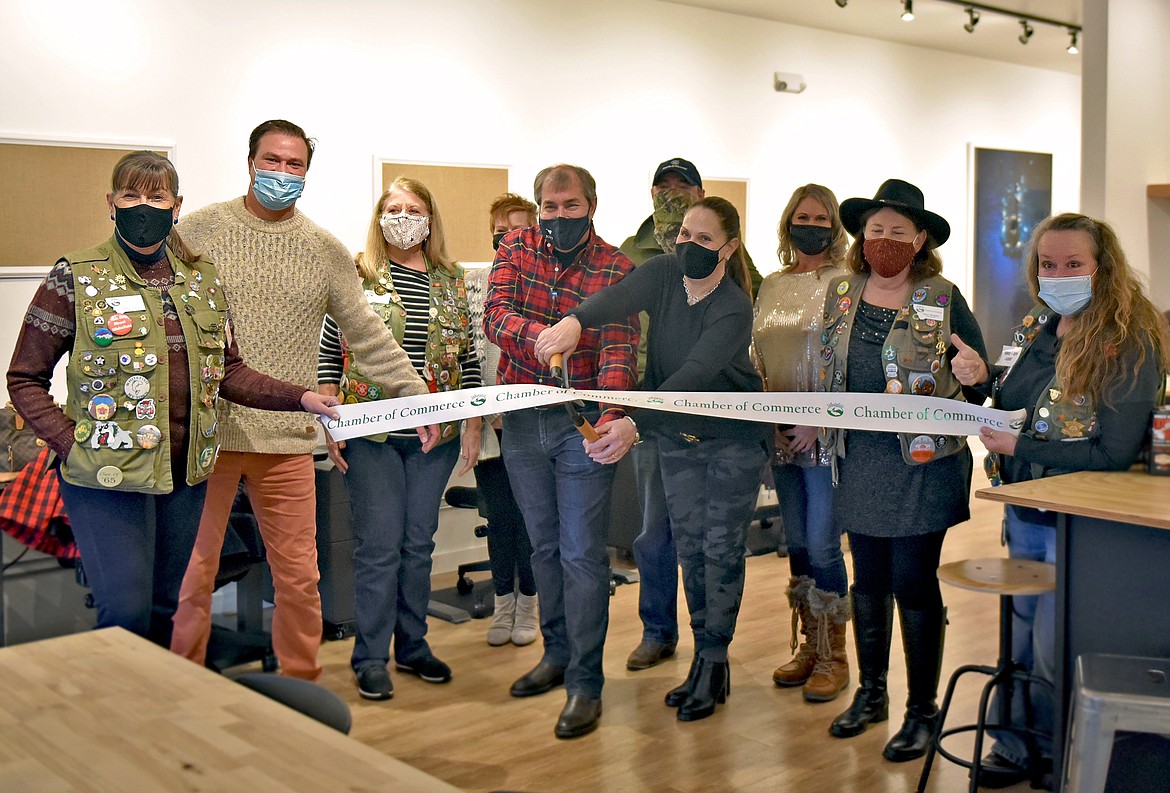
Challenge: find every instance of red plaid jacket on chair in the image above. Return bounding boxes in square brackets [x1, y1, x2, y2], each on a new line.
[0, 447, 76, 560]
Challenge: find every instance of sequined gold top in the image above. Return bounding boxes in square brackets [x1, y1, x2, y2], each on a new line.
[752, 263, 844, 465]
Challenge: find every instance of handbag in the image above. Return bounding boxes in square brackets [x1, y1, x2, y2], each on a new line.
[0, 402, 48, 479]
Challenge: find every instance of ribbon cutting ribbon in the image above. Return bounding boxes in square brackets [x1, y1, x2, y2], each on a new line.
[321, 385, 1026, 444]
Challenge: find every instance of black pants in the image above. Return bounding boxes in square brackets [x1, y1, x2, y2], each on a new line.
[475, 452, 536, 597]
[847, 530, 946, 611]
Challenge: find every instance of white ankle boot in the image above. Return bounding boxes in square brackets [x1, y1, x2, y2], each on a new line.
[512, 593, 539, 646]
[488, 592, 516, 646]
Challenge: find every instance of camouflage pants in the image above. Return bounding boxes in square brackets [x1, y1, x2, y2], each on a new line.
[657, 433, 767, 663]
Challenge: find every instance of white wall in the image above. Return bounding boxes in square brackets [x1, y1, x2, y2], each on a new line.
[0, 0, 1081, 570]
[1082, 0, 1170, 309]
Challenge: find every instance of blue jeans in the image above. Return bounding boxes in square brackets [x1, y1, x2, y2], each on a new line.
[632, 438, 678, 645]
[771, 463, 847, 595]
[58, 469, 207, 648]
[990, 505, 1056, 764]
[502, 407, 615, 698]
[342, 435, 460, 671]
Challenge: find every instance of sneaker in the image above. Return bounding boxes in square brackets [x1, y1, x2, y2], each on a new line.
[355, 664, 393, 700]
[395, 653, 452, 684]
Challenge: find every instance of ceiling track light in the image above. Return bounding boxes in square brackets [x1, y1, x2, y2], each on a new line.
[1018, 19, 1034, 45]
[963, 7, 980, 33]
[835, 0, 848, 8]
[935, 1, 1082, 53]
[901, 0, 914, 22]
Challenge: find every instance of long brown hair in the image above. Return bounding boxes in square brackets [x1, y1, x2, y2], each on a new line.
[358, 177, 457, 280]
[690, 197, 751, 297]
[1025, 213, 1170, 407]
[844, 207, 943, 280]
[776, 184, 848, 272]
[111, 151, 201, 263]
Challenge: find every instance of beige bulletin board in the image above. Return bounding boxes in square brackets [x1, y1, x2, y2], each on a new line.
[705, 178, 749, 237]
[379, 162, 509, 263]
[0, 141, 169, 268]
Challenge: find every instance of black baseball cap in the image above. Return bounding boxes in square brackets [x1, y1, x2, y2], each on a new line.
[653, 158, 702, 189]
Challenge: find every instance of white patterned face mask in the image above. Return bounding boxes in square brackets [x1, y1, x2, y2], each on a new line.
[380, 212, 430, 249]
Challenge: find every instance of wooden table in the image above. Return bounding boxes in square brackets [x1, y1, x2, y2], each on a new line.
[977, 470, 1170, 790]
[0, 627, 463, 792]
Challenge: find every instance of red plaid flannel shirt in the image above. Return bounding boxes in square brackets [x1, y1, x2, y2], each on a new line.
[484, 226, 638, 424]
[0, 447, 75, 560]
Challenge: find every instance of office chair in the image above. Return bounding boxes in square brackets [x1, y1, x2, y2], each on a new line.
[444, 485, 492, 594]
[234, 672, 352, 734]
[205, 484, 277, 673]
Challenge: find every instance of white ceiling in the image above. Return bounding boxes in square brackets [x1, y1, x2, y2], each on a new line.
[662, 0, 1083, 75]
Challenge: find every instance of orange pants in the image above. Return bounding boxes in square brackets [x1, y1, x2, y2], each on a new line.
[171, 452, 322, 680]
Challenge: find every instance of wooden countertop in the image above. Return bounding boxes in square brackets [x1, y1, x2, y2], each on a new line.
[0, 627, 463, 792]
[976, 469, 1170, 530]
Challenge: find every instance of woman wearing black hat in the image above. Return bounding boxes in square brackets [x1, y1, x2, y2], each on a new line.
[819, 180, 987, 762]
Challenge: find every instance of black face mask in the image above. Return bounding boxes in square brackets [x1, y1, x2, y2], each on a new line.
[538, 215, 590, 251]
[492, 232, 507, 250]
[115, 203, 173, 249]
[789, 224, 833, 256]
[676, 240, 724, 279]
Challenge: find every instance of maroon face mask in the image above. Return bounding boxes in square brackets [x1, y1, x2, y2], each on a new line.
[863, 237, 918, 278]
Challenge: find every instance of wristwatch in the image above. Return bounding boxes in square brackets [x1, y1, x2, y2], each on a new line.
[623, 415, 642, 445]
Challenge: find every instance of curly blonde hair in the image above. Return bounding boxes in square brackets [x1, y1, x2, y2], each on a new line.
[1025, 213, 1170, 407]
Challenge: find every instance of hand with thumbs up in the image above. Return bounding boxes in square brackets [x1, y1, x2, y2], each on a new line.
[950, 333, 989, 387]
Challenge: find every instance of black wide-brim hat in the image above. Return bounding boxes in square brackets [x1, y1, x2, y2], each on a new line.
[840, 179, 950, 248]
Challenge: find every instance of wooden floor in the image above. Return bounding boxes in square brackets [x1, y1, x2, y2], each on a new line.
[314, 492, 1036, 793]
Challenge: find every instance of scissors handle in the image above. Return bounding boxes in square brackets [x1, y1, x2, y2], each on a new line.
[549, 353, 600, 442]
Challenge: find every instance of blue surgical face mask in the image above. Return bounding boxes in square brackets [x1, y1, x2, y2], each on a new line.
[251, 161, 305, 211]
[1038, 273, 1094, 316]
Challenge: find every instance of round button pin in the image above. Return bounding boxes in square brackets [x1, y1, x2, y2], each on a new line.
[96, 465, 124, 488]
[94, 328, 114, 347]
[124, 375, 150, 400]
[136, 424, 162, 450]
[107, 313, 134, 336]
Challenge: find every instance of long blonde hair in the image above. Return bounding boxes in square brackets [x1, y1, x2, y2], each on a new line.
[111, 151, 201, 263]
[358, 177, 457, 280]
[776, 184, 848, 272]
[1025, 213, 1170, 408]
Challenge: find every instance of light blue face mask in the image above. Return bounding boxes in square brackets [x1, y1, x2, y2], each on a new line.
[1038, 273, 1094, 316]
[251, 162, 305, 211]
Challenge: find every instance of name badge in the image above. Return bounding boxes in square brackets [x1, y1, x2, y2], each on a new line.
[995, 345, 1023, 367]
[365, 289, 392, 305]
[105, 294, 147, 313]
[912, 304, 945, 322]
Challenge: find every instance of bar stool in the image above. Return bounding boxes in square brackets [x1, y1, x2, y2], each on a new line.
[916, 558, 1056, 793]
[1062, 653, 1170, 793]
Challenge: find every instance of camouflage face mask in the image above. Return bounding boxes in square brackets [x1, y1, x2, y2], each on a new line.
[652, 188, 693, 253]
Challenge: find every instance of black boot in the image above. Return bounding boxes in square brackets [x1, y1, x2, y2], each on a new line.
[664, 655, 701, 707]
[883, 605, 947, 762]
[677, 658, 729, 722]
[830, 588, 892, 738]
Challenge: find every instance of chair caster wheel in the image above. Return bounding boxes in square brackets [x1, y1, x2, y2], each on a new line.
[456, 575, 474, 595]
[609, 580, 617, 596]
[83, 593, 95, 609]
[471, 598, 490, 619]
[262, 652, 278, 672]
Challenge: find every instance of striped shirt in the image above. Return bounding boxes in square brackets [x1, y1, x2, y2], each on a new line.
[319, 263, 481, 436]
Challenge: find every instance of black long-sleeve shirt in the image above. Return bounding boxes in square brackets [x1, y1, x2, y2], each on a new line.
[571, 253, 768, 442]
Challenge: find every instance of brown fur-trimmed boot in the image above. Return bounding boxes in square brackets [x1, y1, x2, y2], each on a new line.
[773, 577, 817, 687]
[802, 588, 851, 702]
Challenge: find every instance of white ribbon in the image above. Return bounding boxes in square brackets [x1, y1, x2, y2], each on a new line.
[321, 384, 1025, 442]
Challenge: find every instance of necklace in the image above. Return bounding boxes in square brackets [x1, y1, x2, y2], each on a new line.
[683, 277, 718, 306]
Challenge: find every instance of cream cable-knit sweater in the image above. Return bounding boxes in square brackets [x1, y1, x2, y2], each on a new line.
[178, 197, 426, 455]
